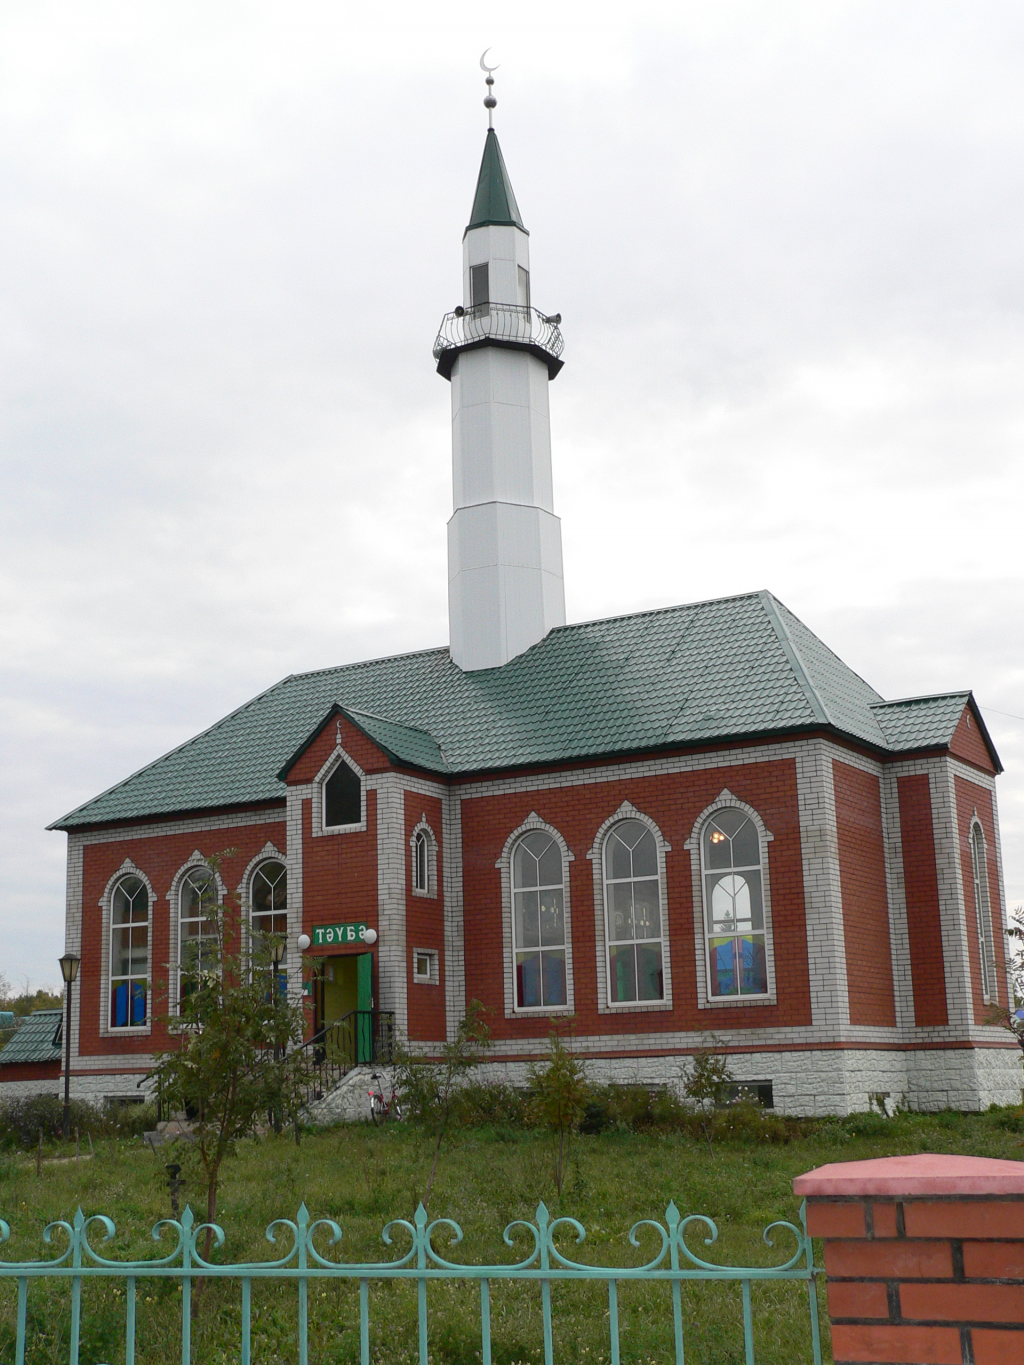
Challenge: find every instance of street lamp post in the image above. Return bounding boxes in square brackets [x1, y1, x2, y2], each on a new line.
[270, 939, 285, 1134]
[58, 952, 81, 1141]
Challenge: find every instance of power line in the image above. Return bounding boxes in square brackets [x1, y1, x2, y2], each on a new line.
[978, 704, 1024, 724]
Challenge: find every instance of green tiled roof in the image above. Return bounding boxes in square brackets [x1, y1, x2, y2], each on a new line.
[466, 129, 526, 234]
[870, 693, 971, 751]
[51, 590, 992, 831]
[0, 1010, 62, 1065]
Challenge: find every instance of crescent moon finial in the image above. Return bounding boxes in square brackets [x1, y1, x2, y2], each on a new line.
[479, 50, 499, 127]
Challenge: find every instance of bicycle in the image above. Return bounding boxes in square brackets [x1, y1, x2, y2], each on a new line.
[368, 1071, 403, 1123]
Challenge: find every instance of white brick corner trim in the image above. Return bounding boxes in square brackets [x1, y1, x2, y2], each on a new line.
[497, 813, 576, 1021]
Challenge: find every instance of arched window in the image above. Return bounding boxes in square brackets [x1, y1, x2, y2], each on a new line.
[323, 757, 361, 829]
[179, 867, 218, 1002]
[970, 822, 993, 1002]
[603, 819, 664, 1003]
[110, 875, 149, 1027]
[512, 831, 567, 1009]
[251, 859, 287, 966]
[700, 808, 768, 999]
[413, 830, 429, 893]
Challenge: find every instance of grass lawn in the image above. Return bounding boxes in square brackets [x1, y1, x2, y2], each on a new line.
[1, 1108, 1023, 1364]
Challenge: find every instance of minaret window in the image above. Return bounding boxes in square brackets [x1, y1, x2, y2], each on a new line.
[970, 822, 993, 1002]
[517, 265, 530, 309]
[512, 831, 567, 1008]
[110, 875, 149, 1027]
[413, 830, 429, 893]
[603, 820, 664, 1003]
[470, 263, 489, 310]
[701, 808, 768, 999]
[323, 757, 361, 829]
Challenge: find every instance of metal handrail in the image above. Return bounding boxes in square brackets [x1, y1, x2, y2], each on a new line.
[301, 1010, 395, 1103]
[432, 302, 564, 363]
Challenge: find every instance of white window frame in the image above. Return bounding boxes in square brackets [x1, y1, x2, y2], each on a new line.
[412, 947, 439, 985]
[497, 814, 575, 1019]
[311, 730, 367, 838]
[105, 865, 153, 1033]
[409, 818, 438, 899]
[601, 815, 669, 1009]
[970, 817, 994, 1004]
[169, 854, 225, 1010]
[685, 789, 777, 1011]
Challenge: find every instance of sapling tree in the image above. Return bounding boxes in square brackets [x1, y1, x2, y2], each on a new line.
[148, 853, 314, 1266]
[529, 1029, 589, 1196]
[393, 999, 491, 1207]
[682, 1039, 734, 1154]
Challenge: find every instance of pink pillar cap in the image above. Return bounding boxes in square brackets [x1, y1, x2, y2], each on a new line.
[794, 1153, 1024, 1198]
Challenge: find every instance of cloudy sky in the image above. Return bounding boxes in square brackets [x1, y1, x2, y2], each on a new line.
[1, 1, 1021, 990]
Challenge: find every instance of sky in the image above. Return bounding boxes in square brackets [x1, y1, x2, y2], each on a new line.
[0, 1, 1021, 991]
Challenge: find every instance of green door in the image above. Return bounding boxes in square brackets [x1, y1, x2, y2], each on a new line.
[356, 952, 374, 1063]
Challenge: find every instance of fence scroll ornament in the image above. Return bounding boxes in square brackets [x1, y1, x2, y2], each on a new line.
[0, 1198, 822, 1365]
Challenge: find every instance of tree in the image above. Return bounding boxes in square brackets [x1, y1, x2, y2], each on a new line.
[682, 1039, 734, 1154]
[148, 853, 314, 1268]
[393, 999, 491, 1207]
[529, 1029, 589, 1196]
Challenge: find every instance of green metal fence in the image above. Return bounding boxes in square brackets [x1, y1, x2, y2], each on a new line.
[0, 1198, 822, 1365]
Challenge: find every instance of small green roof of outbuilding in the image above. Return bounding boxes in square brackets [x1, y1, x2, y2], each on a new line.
[466, 129, 526, 235]
[0, 1010, 62, 1065]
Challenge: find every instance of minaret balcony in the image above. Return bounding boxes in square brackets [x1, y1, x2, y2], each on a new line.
[433, 303, 564, 381]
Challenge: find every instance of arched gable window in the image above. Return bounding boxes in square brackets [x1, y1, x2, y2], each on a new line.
[110, 875, 149, 1027]
[323, 757, 362, 830]
[413, 830, 429, 893]
[512, 831, 567, 1009]
[700, 808, 768, 999]
[179, 867, 218, 1002]
[970, 821, 993, 1002]
[251, 859, 287, 966]
[603, 819, 664, 1003]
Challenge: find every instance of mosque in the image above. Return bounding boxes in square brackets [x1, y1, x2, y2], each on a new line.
[5, 81, 1015, 1115]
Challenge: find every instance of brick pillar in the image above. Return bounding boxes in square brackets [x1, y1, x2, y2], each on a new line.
[794, 1154, 1024, 1365]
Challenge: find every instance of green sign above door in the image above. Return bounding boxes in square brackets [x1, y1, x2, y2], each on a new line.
[311, 921, 369, 948]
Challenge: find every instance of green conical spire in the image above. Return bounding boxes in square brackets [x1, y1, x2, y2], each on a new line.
[466, 129, 527, 235]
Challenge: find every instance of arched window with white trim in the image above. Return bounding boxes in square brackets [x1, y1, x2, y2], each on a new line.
[700, 808, 768, 999]
[603, 819, 664, 1003]
[110, 875, 149, 1027]
[970, 821, 993, 1002]
[512, 831, 567, 1009]
[178, 867, 218, 1003]
[251, 859, 287, 966]
[413, 830, 429, 893]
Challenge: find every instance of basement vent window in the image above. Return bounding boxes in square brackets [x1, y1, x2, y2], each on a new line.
[324, 758, 361, 829]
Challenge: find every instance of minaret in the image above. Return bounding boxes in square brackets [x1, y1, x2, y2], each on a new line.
[433, 65, 566, 672]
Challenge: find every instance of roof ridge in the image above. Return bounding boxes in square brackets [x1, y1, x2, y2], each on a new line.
[286, 644, 451, 684]
[343, 704, 439, 736]
[757, 591, 830, 726]
[871, 691, 971, 708]
[47, 672, 298, 831]
[549, 591, 764, 636]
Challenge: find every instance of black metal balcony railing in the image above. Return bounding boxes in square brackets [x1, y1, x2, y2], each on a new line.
[432, 302, 564, 370]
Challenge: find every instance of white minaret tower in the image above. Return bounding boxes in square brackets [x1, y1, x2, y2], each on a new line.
[434, 64, 566, 671]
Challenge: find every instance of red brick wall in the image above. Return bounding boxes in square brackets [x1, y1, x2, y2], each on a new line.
[405, 792, 446, 1042]
[461, 758, 811, 1042]
[287, 714, 392, 783]
[897, 775, 947, 1027]
[834, 762, 896, 1027]
[950, 704, 997, 774]
[301, 789, 379, 989]
[0, 1062, 61, 1082]
[78, 818, 287, 1058]
[955, 775, 1006, 1020]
